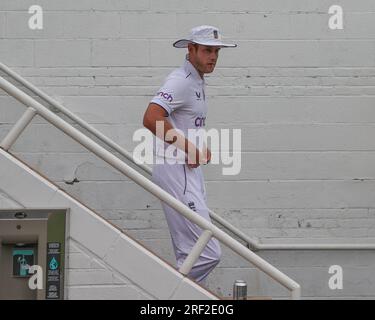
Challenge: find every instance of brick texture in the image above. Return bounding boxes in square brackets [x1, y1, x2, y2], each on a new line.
[1, 0, 374, 299]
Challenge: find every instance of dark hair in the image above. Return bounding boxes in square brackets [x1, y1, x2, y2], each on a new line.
[188, 43, 199, 53]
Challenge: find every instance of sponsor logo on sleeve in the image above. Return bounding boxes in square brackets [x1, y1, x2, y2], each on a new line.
[157, 92, 173, 103]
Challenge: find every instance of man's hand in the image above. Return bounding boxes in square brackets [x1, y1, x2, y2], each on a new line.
[187, 147, 211, 169]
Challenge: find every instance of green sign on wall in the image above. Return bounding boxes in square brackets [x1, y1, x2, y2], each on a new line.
[12, 248, 35, 277]
[46, 211, 66, 300]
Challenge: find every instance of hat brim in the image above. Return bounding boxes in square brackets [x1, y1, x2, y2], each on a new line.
[173, 39, 237, 48]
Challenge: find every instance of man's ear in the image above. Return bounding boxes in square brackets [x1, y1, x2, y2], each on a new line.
[188, 43, 198, 55]
[187, 43, 193, 55]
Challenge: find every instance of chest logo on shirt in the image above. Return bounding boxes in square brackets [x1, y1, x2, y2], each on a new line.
[195, 116, 206, 127]
[195, 90, 205, 101]
[157, 91, 173, 103]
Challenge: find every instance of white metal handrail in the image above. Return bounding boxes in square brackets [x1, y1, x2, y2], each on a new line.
[0, 74, 301, 299]
[0, 61, 258, 251]
[1, 63, 374, 252]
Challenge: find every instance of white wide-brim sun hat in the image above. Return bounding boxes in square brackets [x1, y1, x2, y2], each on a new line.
[173, 25, 237, 48]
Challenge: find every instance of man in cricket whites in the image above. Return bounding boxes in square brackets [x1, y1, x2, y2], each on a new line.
[143, 25, 237, 285]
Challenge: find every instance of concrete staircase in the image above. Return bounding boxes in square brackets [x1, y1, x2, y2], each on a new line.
[0, 147, 219, 300]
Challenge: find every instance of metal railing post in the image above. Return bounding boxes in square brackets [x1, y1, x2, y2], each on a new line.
[179, 230, 213, 276]
[0, 107, 36, 151]
[291, 286, 301, 300]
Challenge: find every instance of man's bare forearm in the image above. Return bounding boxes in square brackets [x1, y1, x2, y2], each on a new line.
[144, 109, 198, 153]
[149, 117, 199, 157]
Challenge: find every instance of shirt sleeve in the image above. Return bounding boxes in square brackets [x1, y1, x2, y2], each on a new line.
[150, 77, 187, 115]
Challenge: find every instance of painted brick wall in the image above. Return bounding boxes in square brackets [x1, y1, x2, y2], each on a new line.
[65, 239, 154, 300]
[1, 0, 375, 298]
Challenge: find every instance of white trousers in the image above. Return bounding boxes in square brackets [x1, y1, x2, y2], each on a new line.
[152, 163, 221, 285]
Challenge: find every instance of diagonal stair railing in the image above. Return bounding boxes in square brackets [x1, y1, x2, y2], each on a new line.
[0, 62, 301, 299]
[2, 62, 374, 253]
